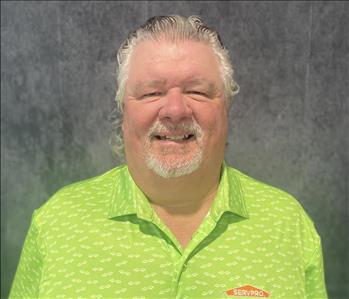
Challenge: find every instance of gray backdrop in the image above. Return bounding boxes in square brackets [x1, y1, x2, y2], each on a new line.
[1, 1, 348, 298]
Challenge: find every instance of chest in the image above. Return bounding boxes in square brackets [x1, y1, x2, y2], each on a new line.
[38, 218, 306, 298]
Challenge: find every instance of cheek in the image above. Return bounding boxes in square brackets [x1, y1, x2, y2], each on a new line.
[122, 102, 156, 138]
[195, 104, 228, 134]
[122, 110, 141, 143]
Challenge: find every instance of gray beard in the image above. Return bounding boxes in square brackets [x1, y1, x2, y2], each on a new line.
[145, 147, 203, 178]
[144, 120, 204, 178]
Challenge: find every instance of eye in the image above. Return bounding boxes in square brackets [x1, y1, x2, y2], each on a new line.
[187, 91, 208, 97]
[140, 92, 163, 99]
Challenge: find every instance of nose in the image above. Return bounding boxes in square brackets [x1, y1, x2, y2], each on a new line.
[159, 88, 192, 123]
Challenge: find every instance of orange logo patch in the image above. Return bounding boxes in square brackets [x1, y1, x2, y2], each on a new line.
[225, 285, 270, 297]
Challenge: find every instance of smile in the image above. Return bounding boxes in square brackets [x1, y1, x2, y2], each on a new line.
[154, 134, 195, 141]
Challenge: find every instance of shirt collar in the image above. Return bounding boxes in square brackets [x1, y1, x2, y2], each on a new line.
[108, 162, 249, 221]
[209, 161, 249, 221]
[108, 165, 155, 221]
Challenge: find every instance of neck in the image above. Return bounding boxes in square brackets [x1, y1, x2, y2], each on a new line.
[127, 160, 223, 248]
[128, 160, 222, 214]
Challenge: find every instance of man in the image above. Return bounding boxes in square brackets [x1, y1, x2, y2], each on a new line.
[10, 15, 327, 298]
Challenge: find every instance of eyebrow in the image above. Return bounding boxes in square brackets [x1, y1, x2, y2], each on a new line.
[132, 78, 219, 95]
[133, 80, 167, 94]
[184, 80, 218, 93]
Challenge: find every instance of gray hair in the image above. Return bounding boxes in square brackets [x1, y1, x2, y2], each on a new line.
[110, 15, 239, 159]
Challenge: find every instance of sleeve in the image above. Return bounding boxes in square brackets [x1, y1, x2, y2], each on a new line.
[305, 241, 328, 299]
[9, 211, 44, 299]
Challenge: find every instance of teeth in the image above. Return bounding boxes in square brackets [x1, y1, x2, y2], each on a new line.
[158, 135, 192, 141]
[165, 136, 185, 140]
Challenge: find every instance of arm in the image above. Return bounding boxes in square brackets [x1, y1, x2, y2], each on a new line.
[9, 211, 43, 299]
[305, 242, 328, 299]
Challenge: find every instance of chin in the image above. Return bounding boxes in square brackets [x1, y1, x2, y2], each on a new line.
[145, 151, 203, 178]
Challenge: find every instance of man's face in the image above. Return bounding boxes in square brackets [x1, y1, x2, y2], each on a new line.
[122, 39, 228, 178]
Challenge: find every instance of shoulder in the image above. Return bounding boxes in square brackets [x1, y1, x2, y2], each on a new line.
[34, 164, 127, 222]
[227, 166, 304, 211]
[226, 166, 320, 241]
[226, 166, 323, 270]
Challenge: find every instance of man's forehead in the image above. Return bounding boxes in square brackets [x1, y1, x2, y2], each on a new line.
[134, 79, 214, 88]
[126, 40, 224, 94]
[131, 39, 218, 65]
[130, 79, 220, 94]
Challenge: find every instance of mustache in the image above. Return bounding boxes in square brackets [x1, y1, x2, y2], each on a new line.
[147, 120, 203, 138]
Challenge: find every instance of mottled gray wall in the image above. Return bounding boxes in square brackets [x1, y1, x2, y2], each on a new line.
[1, 1, 348, 298]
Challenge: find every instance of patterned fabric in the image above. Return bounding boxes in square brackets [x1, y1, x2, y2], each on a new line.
[10, 164, 328, 298]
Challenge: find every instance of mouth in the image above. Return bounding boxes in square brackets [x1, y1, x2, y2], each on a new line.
[154, 134, 195, 141]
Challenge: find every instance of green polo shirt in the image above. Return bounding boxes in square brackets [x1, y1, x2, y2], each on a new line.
[10, 164, 327, 299]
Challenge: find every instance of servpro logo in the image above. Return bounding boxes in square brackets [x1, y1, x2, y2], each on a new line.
[225, 285, 270, 297]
